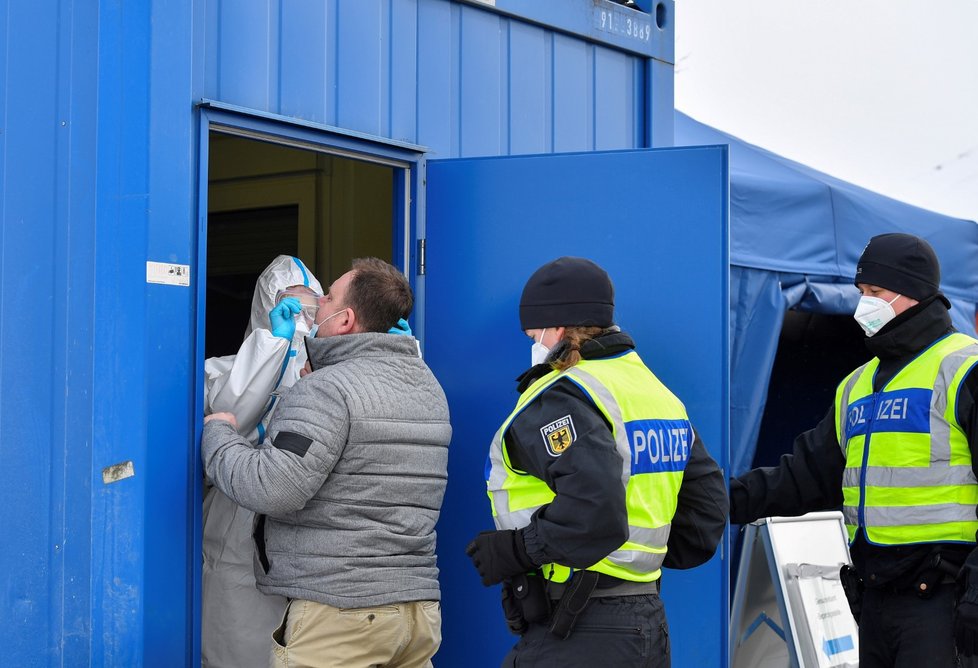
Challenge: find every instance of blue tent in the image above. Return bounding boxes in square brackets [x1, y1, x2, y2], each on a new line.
[675, 111, 978, 478]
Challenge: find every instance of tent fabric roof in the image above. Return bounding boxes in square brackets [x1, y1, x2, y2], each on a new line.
[675, 112, 978, 304]
[676, 111, 977, 478]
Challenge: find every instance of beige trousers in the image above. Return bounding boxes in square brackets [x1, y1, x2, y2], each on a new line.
[271, 598, 442, 668]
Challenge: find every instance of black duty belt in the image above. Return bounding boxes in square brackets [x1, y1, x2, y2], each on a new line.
[547, 573, 660, 600]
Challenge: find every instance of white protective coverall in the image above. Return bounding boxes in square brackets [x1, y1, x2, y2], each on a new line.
[201, 255, 323, 668]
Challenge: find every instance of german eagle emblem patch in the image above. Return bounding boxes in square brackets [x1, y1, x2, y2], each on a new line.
[540, 415, 576, 457]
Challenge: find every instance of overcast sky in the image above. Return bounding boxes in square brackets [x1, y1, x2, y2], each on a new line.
[674, 0, 978, 224]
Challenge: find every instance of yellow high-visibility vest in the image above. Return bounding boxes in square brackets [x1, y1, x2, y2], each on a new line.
[835, 332, 978, 545]
[486, 351, 691, 583]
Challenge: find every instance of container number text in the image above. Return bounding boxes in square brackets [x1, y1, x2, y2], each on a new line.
[596, 8, 652, 43]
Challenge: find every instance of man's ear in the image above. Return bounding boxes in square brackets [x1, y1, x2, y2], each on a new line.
[336, 307, 358, 335]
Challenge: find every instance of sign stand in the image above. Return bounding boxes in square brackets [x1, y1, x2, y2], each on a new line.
[730, 512, 859, 668]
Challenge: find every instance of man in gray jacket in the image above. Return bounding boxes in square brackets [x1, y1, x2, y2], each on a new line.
[203, 257, 452, 668]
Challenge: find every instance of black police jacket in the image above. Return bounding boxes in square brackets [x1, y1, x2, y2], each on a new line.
[730, 296, 978, 590]
[507, 329, 728, 573]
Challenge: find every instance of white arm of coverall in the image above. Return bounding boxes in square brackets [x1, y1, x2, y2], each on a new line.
[203, 329, 291, 440]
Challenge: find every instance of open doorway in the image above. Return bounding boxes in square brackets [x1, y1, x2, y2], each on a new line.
[196, 128, 405, 663]
[752, 310, 871, 467]
[205, 132, 396, 358]
[192, 108, 428, 664]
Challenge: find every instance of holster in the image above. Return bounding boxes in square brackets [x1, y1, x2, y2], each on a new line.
[548, 570, 600, 640]
[914, 553, 963, 600]
[839, 564, 864, 625]
[502, 573, 551, 636]
[500, 582, 527, 636]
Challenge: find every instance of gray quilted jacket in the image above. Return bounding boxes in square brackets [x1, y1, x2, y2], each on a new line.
[202, 332, 452, 608]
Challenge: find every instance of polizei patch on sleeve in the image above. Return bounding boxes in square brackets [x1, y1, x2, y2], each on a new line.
[540, 415, 577, 457]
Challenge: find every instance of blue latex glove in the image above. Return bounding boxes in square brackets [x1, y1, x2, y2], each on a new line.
[269, 297, 301, 340]
[388, 318, 413, 336]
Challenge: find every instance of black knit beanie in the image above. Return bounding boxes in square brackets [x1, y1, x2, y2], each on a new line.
[854, 233, 941, 301]
[519, 257, 615, 330]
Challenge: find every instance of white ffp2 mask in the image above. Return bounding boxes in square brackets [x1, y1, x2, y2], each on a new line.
[854, 294, 900, 337]
[531, 329, 550, 366]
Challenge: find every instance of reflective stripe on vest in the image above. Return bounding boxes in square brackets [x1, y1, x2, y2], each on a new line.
[486, 351, 691, 583]
[835, 332, 978, 545]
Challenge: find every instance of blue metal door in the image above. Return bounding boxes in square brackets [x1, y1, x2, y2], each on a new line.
[424, 147, 729, 667]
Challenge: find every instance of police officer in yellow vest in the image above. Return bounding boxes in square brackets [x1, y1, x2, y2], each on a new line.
[730, 233, 978, 667]
[465, 257, 728, 667]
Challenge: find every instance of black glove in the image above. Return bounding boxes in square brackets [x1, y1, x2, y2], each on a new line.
[955, 591, 978, 656]
[465, 529, 536, 586]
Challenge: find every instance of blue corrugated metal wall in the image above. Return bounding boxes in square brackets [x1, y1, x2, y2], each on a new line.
[202, 0, 656, 156]
[1, 0, 199, 664]
[1, 0, 99, 661]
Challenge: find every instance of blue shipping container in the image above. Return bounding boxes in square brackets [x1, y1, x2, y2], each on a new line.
[0, 1, 729, 665]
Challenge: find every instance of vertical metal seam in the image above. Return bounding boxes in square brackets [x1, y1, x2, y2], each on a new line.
[589, 43, 596, 151]
[332, 0, 339, 125]
[547, 31, 557, 153]
[386, 0, 393, 139]
[503, 18, 510, 156]
[274, 0, 282, 112]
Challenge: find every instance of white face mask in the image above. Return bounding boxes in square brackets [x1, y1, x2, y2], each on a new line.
[854, 294, 900, 337]
[531, 329, 550, 366]
[310, 307, 348, 338]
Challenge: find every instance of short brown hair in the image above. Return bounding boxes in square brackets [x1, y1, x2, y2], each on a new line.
[347, 257, 413, 333]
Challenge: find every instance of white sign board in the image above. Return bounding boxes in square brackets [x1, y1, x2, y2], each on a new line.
[731, 512, 859, 668]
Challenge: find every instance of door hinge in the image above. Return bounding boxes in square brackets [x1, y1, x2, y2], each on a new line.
[417, 238, 426, 276]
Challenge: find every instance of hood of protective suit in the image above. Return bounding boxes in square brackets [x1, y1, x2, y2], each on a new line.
[244, 255, 324, 340]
